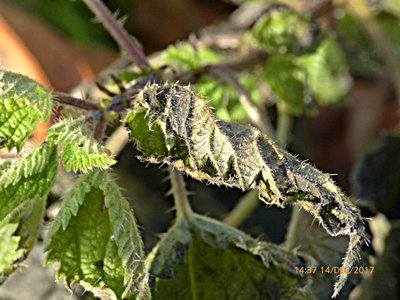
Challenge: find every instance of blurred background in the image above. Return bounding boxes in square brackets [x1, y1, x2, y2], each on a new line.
[0, 0, 399, 299]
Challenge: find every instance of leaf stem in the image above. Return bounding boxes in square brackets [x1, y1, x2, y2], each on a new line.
[223, 190, 259, 227]
[82, 0, 151, 69]
[168, 166, 194, 221]
[53, 93, 100, 110]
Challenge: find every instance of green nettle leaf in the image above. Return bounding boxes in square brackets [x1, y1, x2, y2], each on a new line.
[46, 118, 116, 173]
[146, 214, 313, 300]
[164, 42, 221, 71]
[125, 83, 366, 297]
[298, 39, 352, 104]
[264, 54, 306, 115]
[0, 71, 52, 151]
[0, 223, 23, 279]
[250, 9, 312, 54]
[195, 73, 260, 122]
[0, 143, 58, 220]
[45, 170, 149, 300]
[0, 195, 46, 283]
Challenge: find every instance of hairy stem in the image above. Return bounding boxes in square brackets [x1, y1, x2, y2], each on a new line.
[83, 0, 151, 69]
[223, 190, 259, 227]
[343, 0, 400, 100]
[168, 166, 194, 221]
[53, 93, 100, 110]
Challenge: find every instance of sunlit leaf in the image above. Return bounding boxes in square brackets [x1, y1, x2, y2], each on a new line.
[0, 196, 46, 284]
[45, 170, 149, 299]
[0, 71, 52, 151]
[264, 54, 306, 115]
[46, 118, 116, 173]
[298, 39, 352, 104]
[0, 143, 58, 220]
[195, 72, 259, 122]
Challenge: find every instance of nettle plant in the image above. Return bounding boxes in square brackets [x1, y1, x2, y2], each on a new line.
[0, 0, 376, 299]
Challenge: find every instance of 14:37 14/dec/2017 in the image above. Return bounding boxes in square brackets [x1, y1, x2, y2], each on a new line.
[294, 266, 375, 274]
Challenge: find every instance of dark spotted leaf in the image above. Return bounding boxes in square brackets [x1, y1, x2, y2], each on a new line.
[147, 214, 313, 300]
[124, 83, 365, 297]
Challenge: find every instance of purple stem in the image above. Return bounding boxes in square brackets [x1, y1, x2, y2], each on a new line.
[83, 0, 151, 69]
[54, 93, 100, 110]
[94, 119, 108, 142]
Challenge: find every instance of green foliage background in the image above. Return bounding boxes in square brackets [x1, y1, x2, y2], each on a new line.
[1, 0, 400, 300]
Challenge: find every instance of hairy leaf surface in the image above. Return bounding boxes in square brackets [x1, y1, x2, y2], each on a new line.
[0, 196, 46, 284]
[46, 118, 116, 173]
[0, 71, 52, 151]
[45, 170, 148, 300]
[146, 214, 312, 300]
[125, 83, 365, 296]
[0, 143, 58, 220]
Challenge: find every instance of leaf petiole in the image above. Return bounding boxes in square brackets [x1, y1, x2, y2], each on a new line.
[168, 166, 194, 221]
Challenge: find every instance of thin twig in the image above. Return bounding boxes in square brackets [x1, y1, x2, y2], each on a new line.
[83, 0, 151, 69]
[223, 190, 259, 227]
[205, 64, 275, 138]
[53, 92, 100, 110]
